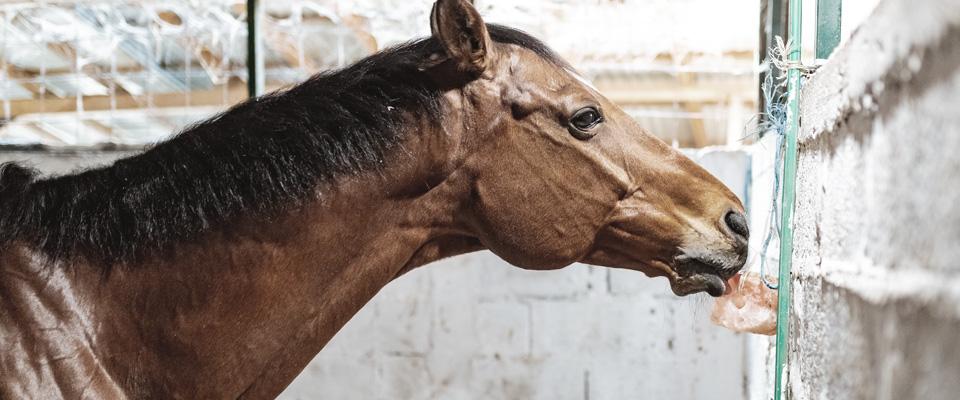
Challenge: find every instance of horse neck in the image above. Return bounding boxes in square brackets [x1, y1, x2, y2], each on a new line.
[76, 129, 476, 397]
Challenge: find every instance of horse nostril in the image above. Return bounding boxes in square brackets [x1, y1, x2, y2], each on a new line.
[724, 210, 749, 240]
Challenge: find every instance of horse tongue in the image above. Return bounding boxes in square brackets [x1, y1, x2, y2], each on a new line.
[723, 275, 736, 296]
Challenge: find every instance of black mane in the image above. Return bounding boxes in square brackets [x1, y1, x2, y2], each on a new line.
[0, 25, 563, 265]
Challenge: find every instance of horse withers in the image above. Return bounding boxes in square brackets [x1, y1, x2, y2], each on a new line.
[0, 0, 747, 398]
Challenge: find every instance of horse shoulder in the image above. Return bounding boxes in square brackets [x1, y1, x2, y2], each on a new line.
[0, 245, 128, 399]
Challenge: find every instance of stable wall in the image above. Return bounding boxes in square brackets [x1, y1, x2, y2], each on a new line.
[784, 0, 960, 398]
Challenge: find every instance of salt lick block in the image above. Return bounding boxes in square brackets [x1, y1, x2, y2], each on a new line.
[710, 272, 778, 335]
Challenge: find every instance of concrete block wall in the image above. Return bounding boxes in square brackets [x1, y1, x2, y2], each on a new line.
[782, 0, 960, 398]
[0, 148, 754, 399]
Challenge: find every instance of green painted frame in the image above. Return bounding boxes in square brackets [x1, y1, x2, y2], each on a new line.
[774, 0, 810, 398]
[816, 0, 843, 59]
[246, 0, 264, 97]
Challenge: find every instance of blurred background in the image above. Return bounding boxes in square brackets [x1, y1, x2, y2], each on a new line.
[0, 0, 881, 148]
[0, 0, 766, 148]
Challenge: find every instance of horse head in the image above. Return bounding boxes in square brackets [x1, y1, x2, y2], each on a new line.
[427, 0, 748, 296]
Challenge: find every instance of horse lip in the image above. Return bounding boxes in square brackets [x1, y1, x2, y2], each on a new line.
[670, 258, 734, 297]
[700, 274, 727, 297]
[671, 271, 727, 297]
[676, 256, 735, 278]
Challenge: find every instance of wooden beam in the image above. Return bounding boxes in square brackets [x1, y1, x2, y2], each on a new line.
[4, 82, 249, 117]
[594, 78, 756, 106]
[677, 72, 707, 147]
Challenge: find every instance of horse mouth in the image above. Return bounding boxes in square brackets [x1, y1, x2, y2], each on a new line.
[669, 258, 735, 297]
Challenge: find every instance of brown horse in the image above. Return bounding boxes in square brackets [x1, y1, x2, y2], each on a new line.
[0, 0, 747, 398]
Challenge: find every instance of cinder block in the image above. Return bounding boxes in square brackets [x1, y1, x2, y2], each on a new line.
[529, 298, 673, 358]
[277, 353, 376, 400]
[427, 258, 482, 363]
[590, 306, 745, 400]
[377, 355, 433, 400]
[371, 268, 433, 354]
[475, 302, 531, 356]
[318, 299, 379, 358]
[469, 355, 584, 400]
[607, 267, 674, 298]
[532, 298, 746, 400]
[431, 251, 595, 300]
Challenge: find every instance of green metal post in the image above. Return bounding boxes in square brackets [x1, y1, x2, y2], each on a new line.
[246, 0, 264, 97]
[816, 0, 842, 59]
[775, 0, 802, 398]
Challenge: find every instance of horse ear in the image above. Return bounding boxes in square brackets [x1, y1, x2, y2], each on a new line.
[430, 0, 493, 75]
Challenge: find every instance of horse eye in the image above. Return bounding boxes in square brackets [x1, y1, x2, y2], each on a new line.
[569, 107, 603, 139]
